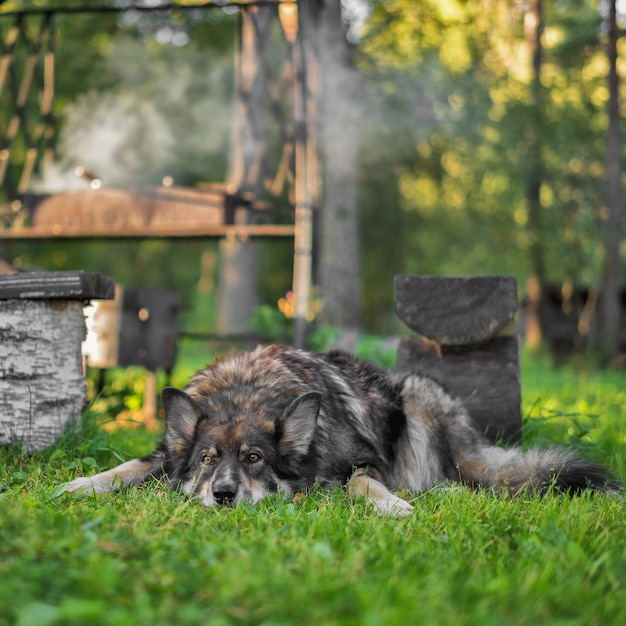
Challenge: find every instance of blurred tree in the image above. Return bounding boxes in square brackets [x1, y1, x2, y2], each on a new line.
[595, 0, 624, 361]
[523, 0, 546, 351]
[3, 0, 623, 347]
[317, 0, 363, 331]
[357, 0, 530, 328]
[356, 0, 624, 343]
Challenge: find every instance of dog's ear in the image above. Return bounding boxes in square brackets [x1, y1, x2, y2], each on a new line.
[161, 387, 202, 454]
[277, 391, 322, 457]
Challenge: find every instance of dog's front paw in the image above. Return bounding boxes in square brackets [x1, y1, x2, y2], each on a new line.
[372, 493, 414, 517]
[348, 473, 414, 517]
[60, 476, 107, 495]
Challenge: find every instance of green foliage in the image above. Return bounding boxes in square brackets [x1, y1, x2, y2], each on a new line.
[249, 304, 292, 337]
[2, 0, 624, 339]
[356, 0, 624, 329]
[353, 335, 398, 368]
[306, 324, 342, 352]
[520, 348, 626, 475]
[1, 352, 625, 625]
[7, 239, 216, 322]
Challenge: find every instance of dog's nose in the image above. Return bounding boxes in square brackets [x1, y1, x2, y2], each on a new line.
[212, 484, 237, 505]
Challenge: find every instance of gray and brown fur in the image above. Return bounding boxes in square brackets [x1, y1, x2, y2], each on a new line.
[64, 345, 622, 515]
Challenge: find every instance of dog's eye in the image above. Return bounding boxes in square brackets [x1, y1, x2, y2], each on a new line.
[247, 452, 262, 464]
[201, 454, 213, 465]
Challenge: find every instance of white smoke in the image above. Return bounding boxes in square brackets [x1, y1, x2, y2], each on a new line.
[57, 91, 176, 187]
[36, 36, 233, 191]
[340, 0, 372, 43]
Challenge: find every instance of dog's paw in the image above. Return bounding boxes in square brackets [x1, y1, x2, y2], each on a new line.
[56, 459, 150, 496]
[59, 476, 108, 495]
[372, 493, 414, 517]
[348, 473, 414, 517]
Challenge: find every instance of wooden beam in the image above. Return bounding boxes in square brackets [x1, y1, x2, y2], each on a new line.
[0, 186, 295, 239]
[0, 224, 295, 240]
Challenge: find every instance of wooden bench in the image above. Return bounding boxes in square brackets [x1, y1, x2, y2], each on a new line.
[394, 275, 522, 443]
[0, 271, 115, 451]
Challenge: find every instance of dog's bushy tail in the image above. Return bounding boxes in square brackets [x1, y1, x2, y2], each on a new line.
[399, 374, 621, 496]
[456, 444, 623, 496]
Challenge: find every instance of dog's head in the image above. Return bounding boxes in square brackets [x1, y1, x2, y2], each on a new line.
[161, 387, 322, 507]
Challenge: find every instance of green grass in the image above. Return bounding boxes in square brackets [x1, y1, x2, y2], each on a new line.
[1, 349, 625, 626]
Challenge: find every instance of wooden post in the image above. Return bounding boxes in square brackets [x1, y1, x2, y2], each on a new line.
[290, 3, 313, 349]
[0, 271, 114, 451]
[394, 275, 522, 443]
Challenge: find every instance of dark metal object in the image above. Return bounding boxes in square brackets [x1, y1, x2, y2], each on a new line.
[117, 287, 181, 372]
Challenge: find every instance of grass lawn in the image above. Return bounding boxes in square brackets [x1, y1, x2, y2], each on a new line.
[1, 347, 625, 626]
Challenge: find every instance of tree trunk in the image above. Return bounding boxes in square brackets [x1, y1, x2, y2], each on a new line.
[524, 0, 546, 352]
[216, 236, 260, 333]
[595, 0, 624, 362]
[317, 0, 362, 330]
[397, 336, 521, 444]
[217, 6, 273, 335]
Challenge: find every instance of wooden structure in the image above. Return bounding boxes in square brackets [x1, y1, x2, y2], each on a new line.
[394, 275, 522, 443]
[0, 1, 320, 346]
[0, 185, 296, 239]
[0, 271, 114, 451]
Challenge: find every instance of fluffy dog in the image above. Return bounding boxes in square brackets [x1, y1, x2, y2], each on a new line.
[63, 345, 621, 515]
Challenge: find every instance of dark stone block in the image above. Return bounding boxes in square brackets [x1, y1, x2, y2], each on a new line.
[394, 274, 518, 346]
[397, 335, 522, 444]
[0, 271, 115, 301]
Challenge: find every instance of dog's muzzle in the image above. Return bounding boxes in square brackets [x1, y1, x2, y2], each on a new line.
[212, 479, 238, 506]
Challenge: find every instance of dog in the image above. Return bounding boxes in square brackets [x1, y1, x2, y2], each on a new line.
[63, 345, 622, 515]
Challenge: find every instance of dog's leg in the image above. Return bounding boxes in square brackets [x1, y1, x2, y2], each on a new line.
[347, 469, 414, 517]
[62, 452, 164, 495]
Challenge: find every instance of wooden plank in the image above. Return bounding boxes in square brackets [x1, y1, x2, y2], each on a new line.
[396, 335, 522, 444]
[394, 274, 518, 346]
[0, 224, 296, 240]
[0, 271, 115, 300]
[1, 186, 295, 239]
[29, 187, 225, 228]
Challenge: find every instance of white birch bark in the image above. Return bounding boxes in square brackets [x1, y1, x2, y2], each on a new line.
[0, 299, 86, 451]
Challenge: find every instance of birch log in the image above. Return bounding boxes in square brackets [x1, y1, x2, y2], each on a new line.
[0, 299, 87, 451]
